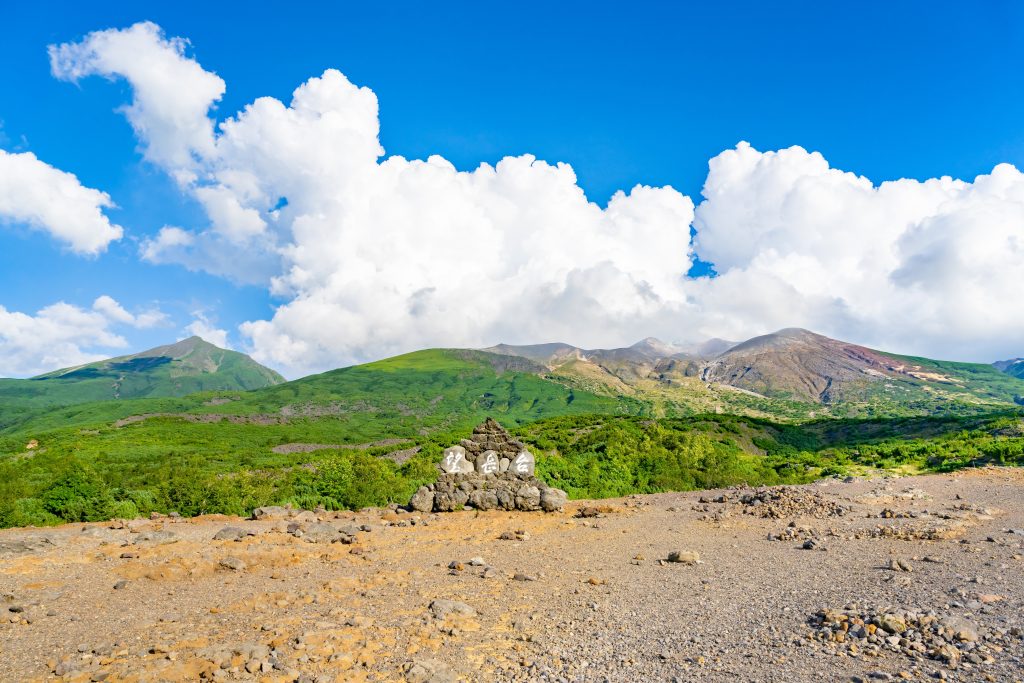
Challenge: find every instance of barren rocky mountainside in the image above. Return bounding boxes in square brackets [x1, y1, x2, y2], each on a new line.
[487, 328, 1024, 413]
[701, 328, 955, 403]
[1, 468, 1022, 682]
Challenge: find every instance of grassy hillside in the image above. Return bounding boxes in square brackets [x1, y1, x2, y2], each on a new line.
[843, 353, 1024, 412]
[0, 348, 647, 445]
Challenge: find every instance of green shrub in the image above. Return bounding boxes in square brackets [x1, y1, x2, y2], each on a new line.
[107, 499, 140, 520]
[40, 462, 114, 522]
[314, 454, 355, 509]
[1, 497, 62, 527]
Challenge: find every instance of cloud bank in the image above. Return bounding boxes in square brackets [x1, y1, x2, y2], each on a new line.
[47, 22, 1024, 376]
[691, 144, 1024, 361]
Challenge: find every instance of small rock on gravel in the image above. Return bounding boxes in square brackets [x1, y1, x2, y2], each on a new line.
[666, 550, 700, 564]
[405, 658, 456, 683]
[219, 557, 247, 571]
[428, 600, 476, 620]
[213, 526, 252, 541]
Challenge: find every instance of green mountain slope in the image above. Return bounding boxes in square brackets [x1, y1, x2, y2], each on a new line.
[0, 337, 284, 430]
[994, 358, 1024, 380]
[0, 348, 643, 438]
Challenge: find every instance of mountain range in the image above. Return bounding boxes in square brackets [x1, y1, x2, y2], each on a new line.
[1, 328, 1022, 530]
[486, 328, 1024, 417]
[1, 330, 1022, 436]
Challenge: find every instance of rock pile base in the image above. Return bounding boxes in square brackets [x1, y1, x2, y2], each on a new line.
[410, 472, 567, 513]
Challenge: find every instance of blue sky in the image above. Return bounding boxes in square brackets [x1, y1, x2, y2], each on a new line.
[1, 1, 1023, 377]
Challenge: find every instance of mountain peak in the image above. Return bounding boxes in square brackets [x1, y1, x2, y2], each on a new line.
[25, 336, 284, 403]
[773, 327, 818, 339]
[724, 328, 822, 354]
[629, 337, 685, 358]
[134, 335, 217, 361]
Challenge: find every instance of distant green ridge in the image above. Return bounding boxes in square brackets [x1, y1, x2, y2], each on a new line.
[994, 358, 1024, 380]
[0, 336, 284, 430]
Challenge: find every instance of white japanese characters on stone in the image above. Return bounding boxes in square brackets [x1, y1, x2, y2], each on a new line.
[440, 446, 474, 474]
[477, 450, 499, 475]
[511, 449, 535, 476]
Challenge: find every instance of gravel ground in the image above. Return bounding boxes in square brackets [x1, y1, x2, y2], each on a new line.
[1, 467, 1022, 682]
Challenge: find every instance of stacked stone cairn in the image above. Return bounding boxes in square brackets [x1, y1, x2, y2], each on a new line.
[408, 418, 568, 513]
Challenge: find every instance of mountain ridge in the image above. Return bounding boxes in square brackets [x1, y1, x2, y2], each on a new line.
[0, 336, 284, 430]
[994, 358, 1024, 379]
[2, 330, 1022, 440]
[484, 329, 1024, 411]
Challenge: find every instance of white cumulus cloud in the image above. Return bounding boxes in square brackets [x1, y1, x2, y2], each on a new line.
[0, 149, 123, 254]
[184, 312, 232, 350]
[92, 294, 168, 329]
[50, 23, 1024, 375]
[51, 24, 696, 376]
[691, 143, 1024, 361]
[49, 21, 225, 185]
[0, 296, 166, 377]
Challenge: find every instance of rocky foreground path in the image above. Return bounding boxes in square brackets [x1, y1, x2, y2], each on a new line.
[1, 468, 1022, 682]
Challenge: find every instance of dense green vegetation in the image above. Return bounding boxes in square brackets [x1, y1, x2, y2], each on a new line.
[522, 412, 1024, 498]
[2, 343, 1022, 529]
[2, 403, 1021, 528]
[0, 348, 645, 526]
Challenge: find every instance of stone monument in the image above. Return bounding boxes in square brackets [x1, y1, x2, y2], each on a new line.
[408, 418, 567, 513]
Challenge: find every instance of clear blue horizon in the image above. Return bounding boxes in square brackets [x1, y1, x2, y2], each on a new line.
[1, 1, 1023, 377]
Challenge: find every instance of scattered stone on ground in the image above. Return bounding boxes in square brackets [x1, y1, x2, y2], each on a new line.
[699, 484, 850, 519]
[666, 550, 701, 564]
[808, 602, 1016, 670]
[1, 467, 1022, 682]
